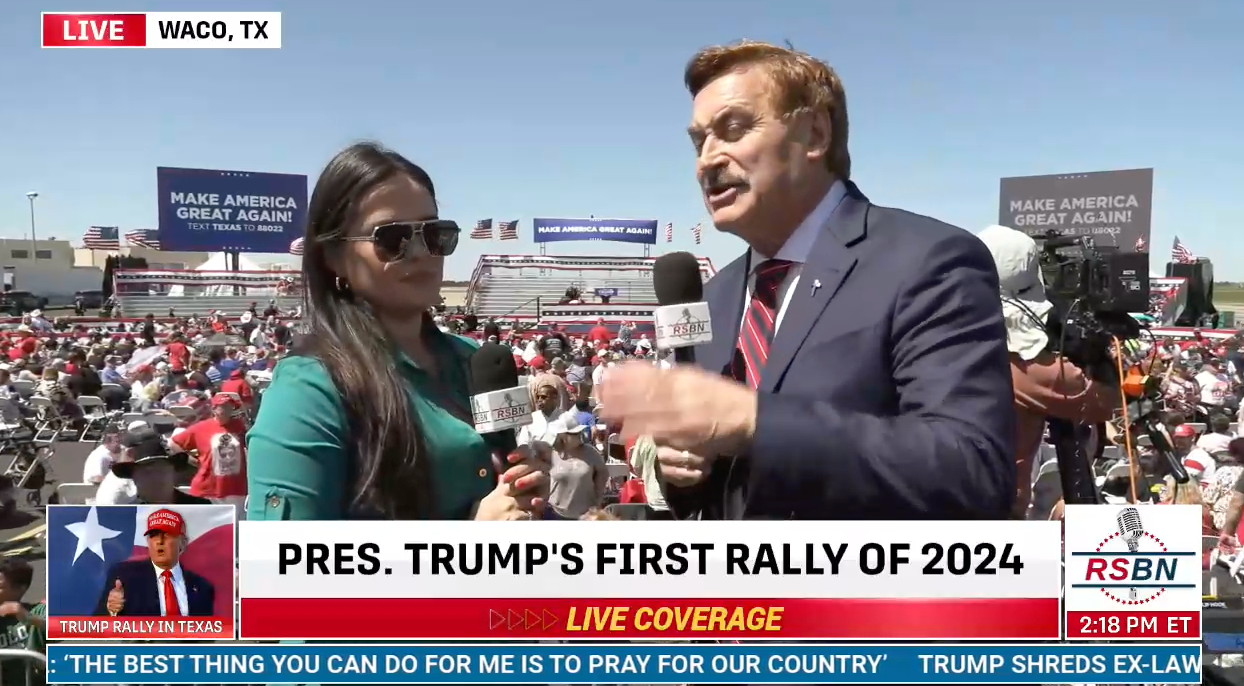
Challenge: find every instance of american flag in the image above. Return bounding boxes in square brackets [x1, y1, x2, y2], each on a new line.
[691, 223, 702, 245]
[665, 222, 673, 243]
[470, 219, 493, 240]
[83, 226, 120, 250]
[289, 237, 304, 255]
[124, 229, 160, 250]
[1171, 237, 1196, 264]
[498, 220, 519, 240]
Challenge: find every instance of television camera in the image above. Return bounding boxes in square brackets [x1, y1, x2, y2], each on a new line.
[1029, 230, 1186, 506]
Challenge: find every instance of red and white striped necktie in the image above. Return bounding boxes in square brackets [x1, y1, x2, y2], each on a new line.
[732, 259, 793, 388]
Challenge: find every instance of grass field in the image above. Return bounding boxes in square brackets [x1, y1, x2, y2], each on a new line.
[1216, 284, 1244, 306]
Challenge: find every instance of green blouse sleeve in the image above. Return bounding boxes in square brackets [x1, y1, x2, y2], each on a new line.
[246, 356, 350, 520]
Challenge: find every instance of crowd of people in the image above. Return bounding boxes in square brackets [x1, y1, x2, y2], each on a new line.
[8, 36, 1242, 685]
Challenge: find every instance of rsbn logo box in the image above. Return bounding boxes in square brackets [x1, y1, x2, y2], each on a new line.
[1064, 504, 1201, 640]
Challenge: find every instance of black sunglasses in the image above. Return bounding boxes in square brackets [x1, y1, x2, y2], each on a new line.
[339, 220, 460, 262]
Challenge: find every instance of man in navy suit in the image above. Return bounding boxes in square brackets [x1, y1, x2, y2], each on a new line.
[94, 508, 215, 617]
[600, 41, 1016, 520]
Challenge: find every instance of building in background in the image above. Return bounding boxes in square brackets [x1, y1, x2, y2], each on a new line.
[74, 246, 209, 271]
[0, 235, 294, 304]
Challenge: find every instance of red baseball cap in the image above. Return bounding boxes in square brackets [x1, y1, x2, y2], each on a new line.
[145, 509, 185, 537]
[211, 394, 239, 408]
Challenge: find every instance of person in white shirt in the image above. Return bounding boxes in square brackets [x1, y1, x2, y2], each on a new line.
[1197, 414, 1236, 457]
[28, 310, 52, 333]
[518, 376, 564, 446]
[94, 421, 150, 504]
[1196, 360, 1230, 409]
[82, 430, 123, 484]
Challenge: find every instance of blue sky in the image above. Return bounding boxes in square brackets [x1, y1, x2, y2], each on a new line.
[2, 0, 1242, 278]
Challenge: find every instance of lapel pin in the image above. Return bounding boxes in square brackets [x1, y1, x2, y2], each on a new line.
[811, 279, 822, 296]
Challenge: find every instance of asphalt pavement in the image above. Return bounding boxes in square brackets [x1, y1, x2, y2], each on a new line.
[0, 440, 94, 603]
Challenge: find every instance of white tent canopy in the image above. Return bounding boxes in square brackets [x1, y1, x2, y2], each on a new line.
[167, 252, 270, 296]
[194, 251, 262, 272]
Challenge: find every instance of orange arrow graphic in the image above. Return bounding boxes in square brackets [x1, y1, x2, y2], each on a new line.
[507, 609, 522, 630]
[542, 609, 558, 630]
[489, 609, 506, 630]
[525, 609, 541, 630]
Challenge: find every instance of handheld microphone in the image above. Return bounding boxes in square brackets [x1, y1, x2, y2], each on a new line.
[653, 251, 711, 365]
[468, 343, 533, 471]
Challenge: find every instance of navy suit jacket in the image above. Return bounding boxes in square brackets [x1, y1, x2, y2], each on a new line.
[667, 182, 1017, 520]
[93, 559, 216, 617]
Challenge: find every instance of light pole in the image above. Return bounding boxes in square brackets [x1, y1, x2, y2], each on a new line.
[24, 192, 37, 261]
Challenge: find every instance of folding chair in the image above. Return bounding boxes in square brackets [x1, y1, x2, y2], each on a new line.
[1188, 422, 1207, 434]
[55, 482, 98, 505]
[606, 462, 632, 480]
[3, 443, 53, 506]
[75, 395, 107, 442]
[9, 381, 33, 399]
[121, 412, 147, 428]
[100, 382, 125, 395]
[145, 413, 178, 437]
[166, 405, 198, 423]
[25, 397, 63, 444]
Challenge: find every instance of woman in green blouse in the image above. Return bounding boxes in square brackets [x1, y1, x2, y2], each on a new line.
[247, 142, 549, 521]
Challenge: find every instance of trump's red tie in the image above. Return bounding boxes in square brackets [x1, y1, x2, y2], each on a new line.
[734, 259, 792, 388]
[161, 570, 181, 617]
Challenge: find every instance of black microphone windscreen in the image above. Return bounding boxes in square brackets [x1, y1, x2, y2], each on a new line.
[469, 342, 520, 395]
[653, 252, 703, 306]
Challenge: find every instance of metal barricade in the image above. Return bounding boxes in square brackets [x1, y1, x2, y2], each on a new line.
[0, 648, 46, 686]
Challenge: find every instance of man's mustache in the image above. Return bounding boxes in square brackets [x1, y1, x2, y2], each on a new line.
[703, 168, 747, 190]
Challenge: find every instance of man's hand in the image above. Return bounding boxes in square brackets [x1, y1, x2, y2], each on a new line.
[655, 446, 714, 487]
[598, 363, 756, 456]
[106, 579, 124, 616]
[0, 602, 27, 622]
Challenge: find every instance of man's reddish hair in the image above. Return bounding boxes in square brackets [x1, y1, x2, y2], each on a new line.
[685, 40, 851, 179]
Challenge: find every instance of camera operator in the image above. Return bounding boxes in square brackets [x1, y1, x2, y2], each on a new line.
[978, 226, 1120, 518]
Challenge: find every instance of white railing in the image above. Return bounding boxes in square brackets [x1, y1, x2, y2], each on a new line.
[115, 294, 303, 318]
[0, 648, 45, 686]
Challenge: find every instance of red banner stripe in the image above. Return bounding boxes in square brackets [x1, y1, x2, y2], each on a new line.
[47, 616, 233, 640]
[239, 598, 1059, 641]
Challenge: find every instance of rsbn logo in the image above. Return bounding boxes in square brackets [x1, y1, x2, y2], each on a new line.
[1072, 507, 1197, 607]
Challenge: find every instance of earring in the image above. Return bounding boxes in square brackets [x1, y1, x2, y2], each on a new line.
[335, 276, 349, 292]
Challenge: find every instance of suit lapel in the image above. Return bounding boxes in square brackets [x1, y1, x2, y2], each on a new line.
[760, 186, 869, 392]
[699, 253, 749, 377]
[139, 564, 159, 615]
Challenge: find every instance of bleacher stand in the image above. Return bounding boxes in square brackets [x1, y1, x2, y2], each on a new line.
[113, 267, 302, 318]
[465, 254, 714, 325]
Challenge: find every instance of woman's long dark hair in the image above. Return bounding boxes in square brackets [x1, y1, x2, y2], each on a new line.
[300, 142, 437, 519]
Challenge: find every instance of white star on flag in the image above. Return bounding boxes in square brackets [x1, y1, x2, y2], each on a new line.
[64, 506, 121, 564]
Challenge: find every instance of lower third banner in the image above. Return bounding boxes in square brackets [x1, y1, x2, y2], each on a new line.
[47, 643, 1200, 684]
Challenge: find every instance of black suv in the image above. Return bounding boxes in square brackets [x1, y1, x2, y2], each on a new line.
[74, 290, 105, 309]
[0, 291, 48, 316]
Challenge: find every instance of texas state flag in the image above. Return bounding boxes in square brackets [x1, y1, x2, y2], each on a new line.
[46, 504, 235, 638]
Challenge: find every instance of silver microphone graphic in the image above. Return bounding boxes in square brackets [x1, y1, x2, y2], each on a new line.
[1116, 507, 1145, 600]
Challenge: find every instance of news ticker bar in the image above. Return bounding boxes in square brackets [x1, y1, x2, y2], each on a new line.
[41, 12, 281, 48]
[236, 598, 1062, 640]
[46, 644, 1202, 685]
[47, 616, 232, 641]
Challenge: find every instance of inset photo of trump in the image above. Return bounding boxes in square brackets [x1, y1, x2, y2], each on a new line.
[44, 504, 236, 640]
